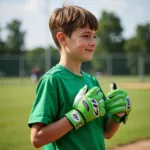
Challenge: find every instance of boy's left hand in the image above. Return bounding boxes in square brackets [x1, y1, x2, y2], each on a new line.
[105, 89, 131, 124]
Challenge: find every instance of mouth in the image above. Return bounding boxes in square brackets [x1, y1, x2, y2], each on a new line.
[85, 49, 94, 52]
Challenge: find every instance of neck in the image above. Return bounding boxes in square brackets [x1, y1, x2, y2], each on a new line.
[59, 55, 82, 76]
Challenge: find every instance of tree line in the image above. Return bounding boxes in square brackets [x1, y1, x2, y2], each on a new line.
[0, 10, 150, 75]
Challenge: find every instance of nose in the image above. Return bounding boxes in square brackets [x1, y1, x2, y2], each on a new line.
[89, 39, 96, 47]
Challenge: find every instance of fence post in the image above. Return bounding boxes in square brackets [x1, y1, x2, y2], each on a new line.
[138, 54, 144, 82]
[45, 49, 51, 72]
[107, 53, 112, 76]
[19, 55, 24, 83]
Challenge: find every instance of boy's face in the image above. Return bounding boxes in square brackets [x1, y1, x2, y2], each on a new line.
[65, 26, 97, 62]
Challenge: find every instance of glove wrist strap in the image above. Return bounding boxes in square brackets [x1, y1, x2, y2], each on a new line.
[111, 114, 123, 123]
[111, 114, 128, 124]
[65, 109, 85, 129]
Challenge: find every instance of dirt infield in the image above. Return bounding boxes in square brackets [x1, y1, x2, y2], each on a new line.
[111, 139, 150, 150]
[117, 82, 150, 89]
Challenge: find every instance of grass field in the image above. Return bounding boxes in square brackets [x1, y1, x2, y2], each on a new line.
[0, 76, 150, 150]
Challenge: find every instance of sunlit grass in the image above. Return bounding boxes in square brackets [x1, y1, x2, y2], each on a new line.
[0, 77, 150, 150]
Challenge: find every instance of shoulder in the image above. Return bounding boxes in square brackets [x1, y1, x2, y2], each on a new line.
[40, 65, 64, 82]
[82, 71, 103, 90]
[82, 71, 98, 82]
[36, 65, 64, 92]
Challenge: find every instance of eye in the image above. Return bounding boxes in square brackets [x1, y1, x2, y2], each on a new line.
[82, 35, 90, 37]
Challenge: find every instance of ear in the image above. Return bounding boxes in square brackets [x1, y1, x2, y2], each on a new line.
[56, 32, 66, 46]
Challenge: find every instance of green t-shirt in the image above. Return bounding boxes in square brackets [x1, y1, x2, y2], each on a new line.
[28, 64, 108, 150]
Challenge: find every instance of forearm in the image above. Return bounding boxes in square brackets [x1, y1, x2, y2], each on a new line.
[103, 116, 121, 139]
[31, 117, 73, 148]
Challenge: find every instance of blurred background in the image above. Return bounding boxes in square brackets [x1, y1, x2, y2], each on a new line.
[0, 0, 150, 80]
[0, 0, 150, 150]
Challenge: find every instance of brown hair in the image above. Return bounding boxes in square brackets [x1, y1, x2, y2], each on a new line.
[49, 5, 98, 49]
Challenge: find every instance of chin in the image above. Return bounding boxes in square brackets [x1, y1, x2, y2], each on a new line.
[82, 57, 93, 62]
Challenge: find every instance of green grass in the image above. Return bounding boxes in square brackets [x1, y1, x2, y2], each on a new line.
[0, 76, 150, 150]
[105, 89, 150, 149]
[0, 84, 38, 150]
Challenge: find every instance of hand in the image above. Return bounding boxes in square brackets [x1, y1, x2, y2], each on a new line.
[65, 85, 106, 129]
[105, 88, 131, 124]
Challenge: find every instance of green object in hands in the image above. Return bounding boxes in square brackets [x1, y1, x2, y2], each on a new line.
[65, 85, 106, 129]
[105, 89, 131, 124]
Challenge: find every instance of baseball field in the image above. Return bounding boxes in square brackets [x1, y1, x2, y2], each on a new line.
[0, 76, 150, 150]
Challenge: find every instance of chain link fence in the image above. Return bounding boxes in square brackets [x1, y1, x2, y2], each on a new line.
[0, 53, 150, 81]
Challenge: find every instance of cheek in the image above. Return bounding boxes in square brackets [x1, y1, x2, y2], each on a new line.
[76, 40, 87, 51]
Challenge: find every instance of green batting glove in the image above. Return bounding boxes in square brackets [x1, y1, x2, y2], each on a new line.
[105, 89, 131, 124]
[65, 85, 106, 129]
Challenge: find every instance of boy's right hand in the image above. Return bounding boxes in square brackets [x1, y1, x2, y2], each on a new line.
[65, 85, 106, 129]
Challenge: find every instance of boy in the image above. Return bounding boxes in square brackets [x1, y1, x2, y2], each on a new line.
[28, 5, 131, 150]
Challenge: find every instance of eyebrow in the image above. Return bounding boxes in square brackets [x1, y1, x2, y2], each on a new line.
[82, 31, 97, 35]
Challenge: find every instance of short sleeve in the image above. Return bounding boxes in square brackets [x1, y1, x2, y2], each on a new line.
[28, 75, 58, 127]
